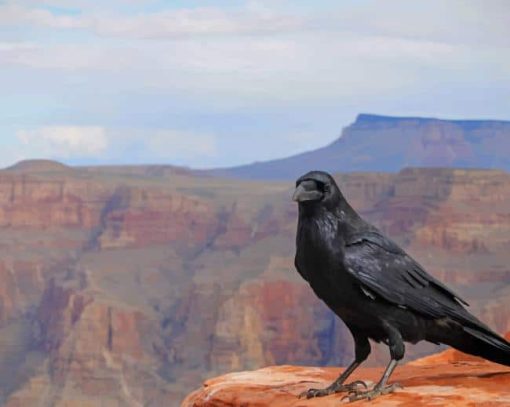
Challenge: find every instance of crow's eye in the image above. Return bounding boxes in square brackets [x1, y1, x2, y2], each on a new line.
[315, 182, 329, 193]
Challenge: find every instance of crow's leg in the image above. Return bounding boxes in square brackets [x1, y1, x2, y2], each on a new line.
[345, 323, 404, 402]
[299, 332, 370, 399]
[345, 359, 401, 402]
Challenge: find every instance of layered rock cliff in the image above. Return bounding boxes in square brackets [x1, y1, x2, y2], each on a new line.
[0, 162, 509, 405]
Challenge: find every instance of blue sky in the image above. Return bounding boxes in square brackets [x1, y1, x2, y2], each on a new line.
[0, 0, 509, 169]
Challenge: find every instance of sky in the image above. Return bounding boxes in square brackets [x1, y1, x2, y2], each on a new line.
[0, 0, 509, 169]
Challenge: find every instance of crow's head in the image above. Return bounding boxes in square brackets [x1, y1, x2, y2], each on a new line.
[293, 171, 342, 210]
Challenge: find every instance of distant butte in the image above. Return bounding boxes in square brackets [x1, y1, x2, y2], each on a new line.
[210, 113, 510, 180]
[5, 159, 72, 172]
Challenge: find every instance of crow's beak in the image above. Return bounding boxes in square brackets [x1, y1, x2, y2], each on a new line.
[292, 181, 323, 202]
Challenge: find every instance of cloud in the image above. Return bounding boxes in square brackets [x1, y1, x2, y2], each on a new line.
[0, 1, 509, 169]
[0, 42, 36, 51]
[0, 4, 86, 29]
[16, 126, 108, 158]
[0, 4, 306, 38]
[93, 8, 306, 39]
[0, 42, 133, 70]
[340, 0, 510, 47]
[1, 1, 508, 47]
[7, 126, 218, 168]
[0, 33, 470, 101]
[1, 2, 507, 92]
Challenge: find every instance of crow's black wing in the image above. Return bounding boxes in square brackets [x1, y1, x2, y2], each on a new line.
[344, 232, 510, 366]
[343, 231, 485, 327]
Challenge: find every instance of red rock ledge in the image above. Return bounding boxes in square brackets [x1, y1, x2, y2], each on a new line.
[183, 344, 510, 406]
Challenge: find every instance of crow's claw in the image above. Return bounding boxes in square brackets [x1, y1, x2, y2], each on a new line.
[347, 380, 368, 390]
[299, 387, 331, 399]
[342, 382, 401, 403]
[298, 380, 368, 399]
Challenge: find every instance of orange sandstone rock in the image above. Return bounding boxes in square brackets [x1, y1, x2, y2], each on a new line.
[183, 345, 510, 406]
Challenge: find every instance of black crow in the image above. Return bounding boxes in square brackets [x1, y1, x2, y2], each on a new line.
[293, 170, 510, 402]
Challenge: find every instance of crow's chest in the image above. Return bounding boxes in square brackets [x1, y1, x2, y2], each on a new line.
[297, 216, 337, 258]
[295, 219, 350, 299]
[296, 236, 338, 277]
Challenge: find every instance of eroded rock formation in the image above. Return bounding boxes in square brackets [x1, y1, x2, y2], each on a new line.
[0, 163, 509, 405]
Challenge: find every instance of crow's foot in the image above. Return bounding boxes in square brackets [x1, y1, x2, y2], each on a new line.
[343, 383, 401, 403]
[298, 380, 367, 399]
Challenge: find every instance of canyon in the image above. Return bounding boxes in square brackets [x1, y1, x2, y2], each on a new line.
[0, 160, 509, 405]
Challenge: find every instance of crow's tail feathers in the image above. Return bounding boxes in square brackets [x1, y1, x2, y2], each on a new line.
[444, 325, 510, 367]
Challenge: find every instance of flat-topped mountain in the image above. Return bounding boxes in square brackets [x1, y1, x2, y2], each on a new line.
[213, 114, 510, 179]
[6, 159, 72, 173]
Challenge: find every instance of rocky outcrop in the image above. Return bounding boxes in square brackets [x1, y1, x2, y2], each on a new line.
[366, 168, 510, 253]
[209, 278, 352, 372]
[0, 172, 108, 229]
[95, 188, 219, 250]
[183, 337, 510, 406]
[14, 279, 176, 406]
[0, 260, 44, 324]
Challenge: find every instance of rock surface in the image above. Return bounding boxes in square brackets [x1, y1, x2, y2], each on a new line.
[183, 341, 510, 406]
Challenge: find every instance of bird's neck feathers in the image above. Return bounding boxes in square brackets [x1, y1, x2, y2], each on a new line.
[298, 195, 356, 218]
[298, 196, 362, 235]
[298, 207, 340, 243]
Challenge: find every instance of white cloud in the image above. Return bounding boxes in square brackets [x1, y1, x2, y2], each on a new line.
[17, 126, 108, 158]
[339, 0, 510, 47]
[4, 0, 161, 11]
[0, 1, 509, 169]
[0, 32, 472, 104]
[1, 1, 508, 47]
[0, 42, 131, 70]
[6, 126, 218, 168]
[0, 5, 86, 29]
[2, 0, 506, 107]
[0, 42, 36, 51]
[93, 8, 306, 39]
[0, 4, 306, 38]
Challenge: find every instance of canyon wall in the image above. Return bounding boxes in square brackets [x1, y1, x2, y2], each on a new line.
[0, 161, 509, 405]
